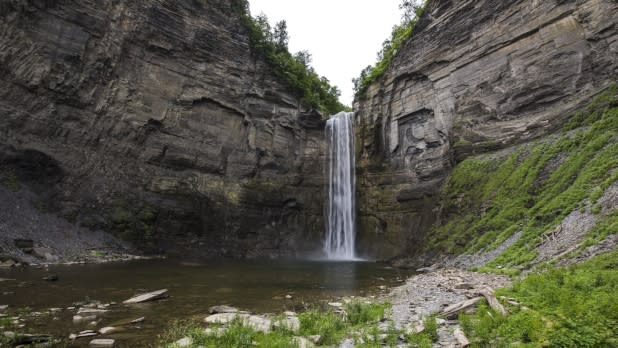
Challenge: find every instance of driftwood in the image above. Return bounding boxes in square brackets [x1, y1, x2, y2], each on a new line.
[478, 287, 507, 315]
[453, 328, 470, 347]
[441, 297, 482, 319]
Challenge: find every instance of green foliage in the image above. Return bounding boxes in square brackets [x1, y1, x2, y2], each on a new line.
[353, 0, 429, 98]
[345, 301, 388, 325]
[161, 302, 417, 347]
[298, 308, 346, 345]
[110, 198, 159, 250]
[0, 167, 20, 191]
[461, 251, 618, 347]
[426, 86, 618, 270]
[230, 0, 349, 115]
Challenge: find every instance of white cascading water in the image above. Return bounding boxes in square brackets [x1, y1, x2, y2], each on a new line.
[324, 111, 356, 260]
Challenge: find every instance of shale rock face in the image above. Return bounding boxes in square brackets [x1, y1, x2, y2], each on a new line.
[354, 0, 618, 259]
[0, 0, 326, 257]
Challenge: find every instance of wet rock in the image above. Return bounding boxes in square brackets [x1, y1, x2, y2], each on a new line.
[174, 337, 193, 347]
[73, 315, 97, 323]
[42, 275, 59, 282]
[208, 305, 238, 314]
[32, 248, 58, 262]
[130, 317, 145, 324]
[123, 289, 168, 304]
[89, 338, 115, 347]
[98, 327, 118, 335]
[78, 308, 109, 315]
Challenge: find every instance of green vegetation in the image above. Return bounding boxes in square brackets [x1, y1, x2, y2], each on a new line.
[460, 251, 618, 347]
[161, 301, 438, 347]
[426, 85, 618, 274]
[110, 197, 159, 250]
[353, 0, 429, 98]
[0, 167, 20, 191]
[231, 0, 349, 116]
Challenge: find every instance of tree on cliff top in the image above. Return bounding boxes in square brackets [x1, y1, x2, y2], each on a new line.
[231, 0, 350, 115]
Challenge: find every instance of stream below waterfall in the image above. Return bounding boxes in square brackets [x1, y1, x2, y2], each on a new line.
[0, 258, 411, 347]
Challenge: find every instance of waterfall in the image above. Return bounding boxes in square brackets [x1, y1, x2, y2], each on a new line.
[324, 111, 356, 260]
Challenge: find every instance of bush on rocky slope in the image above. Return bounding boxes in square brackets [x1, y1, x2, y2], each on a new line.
[426, 85, 618, 274]
[460, 250, 618, 347]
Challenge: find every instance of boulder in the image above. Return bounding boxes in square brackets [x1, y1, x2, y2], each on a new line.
[174, 337, 193, 347]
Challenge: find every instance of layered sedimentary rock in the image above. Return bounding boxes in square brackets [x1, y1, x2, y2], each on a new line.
[0, 0, 326, 257]
[354, 0, 618, 259]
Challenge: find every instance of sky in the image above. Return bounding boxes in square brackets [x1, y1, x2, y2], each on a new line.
[248, 0, 403, 106]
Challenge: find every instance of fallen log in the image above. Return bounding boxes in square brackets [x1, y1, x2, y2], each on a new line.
[123, 289, 168, 304]
[441, 297, 482, 319]
[478, 287, 507, 315]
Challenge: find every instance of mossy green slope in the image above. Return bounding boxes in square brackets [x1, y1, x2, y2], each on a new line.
[426, 85, 618, 274]
[460, 250, 618, 347]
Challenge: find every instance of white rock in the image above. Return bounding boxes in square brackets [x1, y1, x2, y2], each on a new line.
[78, 308, 109, 314]
[328, 302, 343, 308]
[204, 312, 245, 324]
[307, 335, 321, 344]
[292, 336, 315, 348]
[130, 317, 145, 324]
[98, 327, 118, 335]
[245, 315, 272, 333]
[73, 315, 97, 323]
[274, 316, 300, 332]
[175, 337, 193, 347]
[123, 289, 168, 304]
[0, 305, 8, 311]
[283, 311, 296, 316]
[285, 294, 293, 299]
[89, 338, 115, 347]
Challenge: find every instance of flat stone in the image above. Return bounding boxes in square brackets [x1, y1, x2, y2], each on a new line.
[78, 308, 109, 314]
[123, 289, 168, 304]
[130, 317, 145, 324]
[175, 337, 193, 347]
[208, 305, 238, 314]
[73, 315, 97, 323]
[43, 275, 59, 282]
[98, 327, 118, 335]
[0, 305, 8, 311]
[328, 302, 343, 308]
[76, 332, 98, 338]
[89, 338, 115, 347]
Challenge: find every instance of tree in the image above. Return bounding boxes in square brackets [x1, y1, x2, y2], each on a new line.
[273, 20, 289, 51]
[294, 50, 312, 67]
[399, 0, 422, 24]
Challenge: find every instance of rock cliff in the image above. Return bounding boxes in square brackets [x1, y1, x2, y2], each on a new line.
[354, 0, 618, 259]
[0, 0, 326, 257]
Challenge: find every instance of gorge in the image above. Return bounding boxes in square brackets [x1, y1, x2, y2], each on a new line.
[1, 0, 617, 346]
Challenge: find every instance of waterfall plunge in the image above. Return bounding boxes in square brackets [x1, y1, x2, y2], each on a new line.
[324, 111, 357, 260]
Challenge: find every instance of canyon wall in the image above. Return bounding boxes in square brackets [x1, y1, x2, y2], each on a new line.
[354, 0, 618, 259]
[0, 0, 326, 257]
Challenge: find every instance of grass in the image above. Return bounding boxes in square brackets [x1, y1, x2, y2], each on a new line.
[160, 301, 438, 347]
[460, 251, 618, 347]
[425, 85, 618, 273]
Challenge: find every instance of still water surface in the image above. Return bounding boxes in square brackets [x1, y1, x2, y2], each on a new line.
[0, 258, 410, 346]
